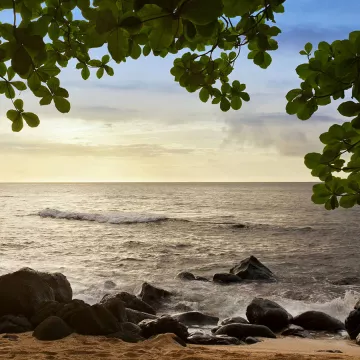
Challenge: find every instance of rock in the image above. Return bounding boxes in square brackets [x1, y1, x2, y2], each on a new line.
[293, 311, 345, 333]
[30, 301, 64, 327]
[245, 336, 261, 344]
[177, 272, 196, 281]
[345, 309, 360, 339]
[230, 256, 276, 282]
[2, 334, 19, 341]
[187, 334, 241, 345]
[215, 323, 276, 340]
[104, 280, 116, 289]
[194, 276, 210, 282]
[59, 300, 120, 335]
[138, 282, 172, 309]
[211, 326, 220, 333]
[220, 317, 249, 326]
[172, 312, 219, 326]
[331, 277, 360, 286]
[0, 315, 32, 334]
[107, 323, 144, 343]
[356, 332, 360, 345]
[355, 300, 360, 310]
[99, 296, 127, 323]
[33, 316, 73, 341]
[232, 224, 247, 229]
[317, 350, 343, 354]
[282, 325, 312, 338]
[139, 316, 189, 341]
[125, 308, 157, 324]
[246, 298, 292, 332]
[102, 292, 156, 315]
[213, 273, 243, 284]
[0, 268, 72, 317]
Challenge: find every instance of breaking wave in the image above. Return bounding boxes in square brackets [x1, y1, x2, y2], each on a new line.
[38, 208, 169, 224]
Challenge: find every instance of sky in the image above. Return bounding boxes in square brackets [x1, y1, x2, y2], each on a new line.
[1, 0, 360, 182]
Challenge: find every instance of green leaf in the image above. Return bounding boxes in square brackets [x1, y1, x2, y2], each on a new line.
[104, 65, 114, 76]
[81, 66, 90, 80]
[304, 152, 322, 169]
[108, 28, 129, 62]
[340, 194, 358, 208]
[149, 17, 177, 51]
[11, 46, 32, 75]
[6, 109, 20, 122]
[231, 96, 242, 110]
[220, 98, 231, 112]
[12, 118, 23, 132]
[102, 55, 110, 64]
[11, 81, 27, 91]
[180, 0, 223, 25]
[96, 67, 104, 79]
[119, 14, 143, 34]
[14, 99, 23, 111]
[53, 96, 71, 113]
[199, 87, 209, 103]
[96, 10, 117, 34]
[304, 42, 313, 53]
[22, 112, 40, 127]
[39, 95, 52, 105]
[338, 101, 360, 117]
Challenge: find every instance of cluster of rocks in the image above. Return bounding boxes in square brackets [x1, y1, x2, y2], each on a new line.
[1, 261, 360, 347]
[177, 255, 277, 284]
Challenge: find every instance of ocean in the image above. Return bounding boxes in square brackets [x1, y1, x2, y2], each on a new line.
[0, 182, 359, 323]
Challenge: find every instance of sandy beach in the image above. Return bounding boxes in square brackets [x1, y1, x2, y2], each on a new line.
[1, 333, 360, 360]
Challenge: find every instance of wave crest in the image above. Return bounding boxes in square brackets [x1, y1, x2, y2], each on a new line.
[38, 208, 169, 224]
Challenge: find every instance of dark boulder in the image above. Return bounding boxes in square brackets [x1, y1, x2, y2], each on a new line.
[220, 317, 249, 326]
[99, 296, 127, 323]
[59, 300, 120, 335]
[293, 311, 345, 332]
[138, 282, 172, 309]
[213, 273, 243, 284]
[102, 292, 156, 315]
[172, 312, 219, 326]
[211, 326, 220, 333]
[30, 301, 64, 327]
[177, 272, 196, 281]
[195, 276, 209, 282]
[331, 277, 360, 286]
[0, 268, 72, 317]
[281, 324, 312, 338]
[246, 298, 292, 332]
[104, 280, 116, 289]
[215, 323, 276, 340]
[33, 316, 73, 341]
[107, 322, 144, 343]
[0, 315, 32, 334]
[139, 316, 189, 341]
[2, 334, 19, 341]
[230, 256, 276, 282]
[125, 308, 157, 324]
[187, 334, 241, 345]
[245, 336, 261, 344]
[232, 224, 247, 229]
[354, 300, 360, 310]
[345, 309, 360, 339]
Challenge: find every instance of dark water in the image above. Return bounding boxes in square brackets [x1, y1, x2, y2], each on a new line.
[0, 182, 359, 321]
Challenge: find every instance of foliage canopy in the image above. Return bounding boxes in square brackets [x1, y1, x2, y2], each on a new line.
[0, 0, 360, 209]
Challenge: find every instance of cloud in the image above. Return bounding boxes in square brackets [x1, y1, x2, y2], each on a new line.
[222, 112, 340, 156]
[0, 141, 194, 158]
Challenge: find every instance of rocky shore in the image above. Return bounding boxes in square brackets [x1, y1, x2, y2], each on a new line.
[1, 256, 360, 356]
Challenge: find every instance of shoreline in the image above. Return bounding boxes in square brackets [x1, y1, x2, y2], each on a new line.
[1, 333, 360, 360]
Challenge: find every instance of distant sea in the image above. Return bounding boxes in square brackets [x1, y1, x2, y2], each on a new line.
[1, 182, 359, 321]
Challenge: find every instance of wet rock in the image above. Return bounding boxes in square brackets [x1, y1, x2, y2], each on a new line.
[59, 300, 120, 335]
[345, 308, 360, 339]
[245, 336, 261, 344]
[177, 272, 196, 281]
[355, 300, 360, 310]
[125, 308, 157, 324]
[232, 224, 247, 229]
[331, 277, 360, 286]
[213, 273, 243, 284]
[293, 311, 345, 333]
[172, 311, 219, 326]
[138, 282, 172, 309]
[317, 350, 343, 354]
[99, 296, 127, 323]
[356, 333, 360, 345]
[139, 316, 189, 341]
[246, 298, 292, 332]
[102, 292, 156, 315]
[220, 317, 249, 326]
[104, 280, 116, 289]
[187, 334, 241, 345]
[0, 315, 32, 334]
[2, 334, 19, 341]
[230, 256, 276, 282]
[281, 324, 312, 338]
[0, 268, 72, 317]
[211, 326, 220, 333]
[30, 301, 63, 327]
[195, 276, 210, 282]
[107, 323, 144, 343]
[33, 316, 73, 341]
[215, 323, 276, 340]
